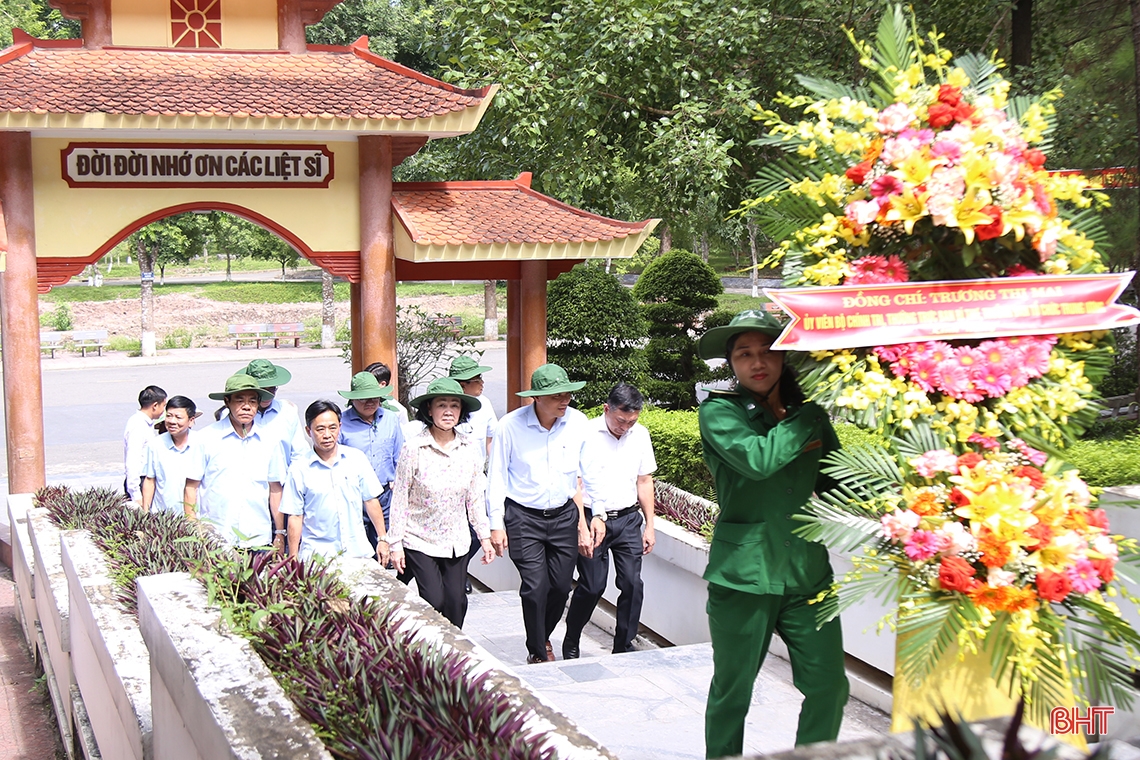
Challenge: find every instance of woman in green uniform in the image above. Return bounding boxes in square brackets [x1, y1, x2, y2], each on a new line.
[697, 310, 848, 758]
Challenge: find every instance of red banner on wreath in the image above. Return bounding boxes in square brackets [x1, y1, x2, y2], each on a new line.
[765, 273, 1140, 351]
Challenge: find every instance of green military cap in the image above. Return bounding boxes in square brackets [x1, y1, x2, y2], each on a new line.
[410, 377, 483, 416]
[698, 310, 787, 360]
[337, 372, 394, 400]
[516, 363, 586, 397]
[243, 359, 292, 388]
[448, 355, 493, 381]
[208, 373, 275, 401]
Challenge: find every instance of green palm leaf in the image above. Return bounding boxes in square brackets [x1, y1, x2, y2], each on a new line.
[795, 498, 885, 552]
[954, 52, 1002, 97]
[794, 74, 874, 105]
[819, 446, 904, 495]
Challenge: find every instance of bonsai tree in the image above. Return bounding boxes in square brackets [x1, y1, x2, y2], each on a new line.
[547, 264, 648, 408]
[632, 249, 723, 408]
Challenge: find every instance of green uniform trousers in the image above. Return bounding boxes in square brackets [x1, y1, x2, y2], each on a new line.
[705, 582, 848, 759]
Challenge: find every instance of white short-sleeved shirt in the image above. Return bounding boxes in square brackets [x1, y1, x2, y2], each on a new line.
[459, 399, 498, 446]
[486, 405, 588, 530]
[142, 431, 199, 515]
[280, 445, 383, 561]
[188, 418, 286, 548]
[123, 410, 157, 500]
[580, 416, 656, 517]
[255, 397, 309, 464]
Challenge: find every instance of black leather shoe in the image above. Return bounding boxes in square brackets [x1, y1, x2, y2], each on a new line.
[562, 641, 580, 660]
[465, 579, 472, 594]
[526, 653, 546, 664]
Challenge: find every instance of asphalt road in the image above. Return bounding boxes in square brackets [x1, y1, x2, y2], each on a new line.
[0, 344, 507, 495]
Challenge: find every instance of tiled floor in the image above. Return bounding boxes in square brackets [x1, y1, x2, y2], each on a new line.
[463, 591, 891, 760]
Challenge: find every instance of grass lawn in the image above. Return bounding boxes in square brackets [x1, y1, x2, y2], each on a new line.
[41, 280, 492, 305]
[717, 292, 775, 313]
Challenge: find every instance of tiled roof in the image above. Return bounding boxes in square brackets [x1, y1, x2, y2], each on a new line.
[393, 174, 655, 246]
[0, 33, 491, 122]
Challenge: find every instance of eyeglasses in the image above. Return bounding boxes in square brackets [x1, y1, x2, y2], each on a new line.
[459, 376, 484, 384]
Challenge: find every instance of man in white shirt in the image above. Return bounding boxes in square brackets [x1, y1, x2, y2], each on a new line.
[123, 385, 166, 503]
[487, 364, 599, 664]
[243, 359, 308, 464]
[563, 383, 657, 659]
[282, 399, 389, 564]
[449, 355, 498, 456]
[184, 374, 286, 552]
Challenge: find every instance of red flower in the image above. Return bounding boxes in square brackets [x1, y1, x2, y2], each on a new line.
[937, 85, 963, 106]
[957, 452, 983, 469]
[1012, 465, 1045, 489]
[1035, 569, 1072, 603]
[1025, 522, 1053, 550]
[951, 102, 975, 122]
[938, 556, 980, 593]
[927, 102, 955, 128]
[949, 487, 971, 507]
[1025, 149, 1046, 169]
[1006, 264, 1038, 277]
[846, 160, 872, 185]
[1085, 509, 1110, 530]
[1092, 557, 1116, 584]
[974, 206, 1004, 241]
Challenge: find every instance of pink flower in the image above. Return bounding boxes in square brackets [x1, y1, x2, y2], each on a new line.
[880, 255, 910, 283]
[1034, 227, 1059, 260]
[911, 449, 960, 478]
[1018, 338, 1054, 377]
[1067, 559, 1102, 594]
[905, 530, 945, 561]
[875, 343, 916, 378]
[870, 174, 905, 198]
[1006, 264, 1038, 277]
[846, 199, 880, 226]
[977, 340, 1009, 369]
[876, 103, 918, 134]
[880, 136, 921, 166]
[874, 344, 907, 362]
[881, 509, 921, 542]
[970, 363, 1013, 398]
[921, 341, 954, 364]
[935, 360, 972, 398]
[930, 139, 963, 163]
[967, 433, 999, 450]
[1009, 438, 1048, 467]
[910, 355, 940, 393]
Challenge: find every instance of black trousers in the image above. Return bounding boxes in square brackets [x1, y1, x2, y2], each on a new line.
[404, 548, 469, 628]
[504, 498, 578, 660]
[565, 510, 645, 653]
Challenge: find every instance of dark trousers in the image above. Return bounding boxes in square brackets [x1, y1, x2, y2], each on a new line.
[404, 548, 469, 628]
[705, 582, 848, 758]
[504, 498, 578, 660]
[564, 510, 645, 653]
[365, 489, 412, 584]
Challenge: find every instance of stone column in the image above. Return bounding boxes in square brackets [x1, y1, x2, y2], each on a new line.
[349, 282, 363, 374]
[358, 136, 398, 395]
[506, 279, 522, 411]
[0, 132, 47, 494]
[519, 261, 548, 396]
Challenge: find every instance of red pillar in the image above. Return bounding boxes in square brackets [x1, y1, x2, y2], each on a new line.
[276, 0, 306, 54]
[349, 282, 363, 374]
[84, 0, 112, 48]
[519, 261, 548, 396]
[506, 279, 522, 411]
[0, 132, 47, 494]
[358, 136, 398, 396]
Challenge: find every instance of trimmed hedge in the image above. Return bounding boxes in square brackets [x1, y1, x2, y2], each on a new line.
[1065, 434, 1140, 488]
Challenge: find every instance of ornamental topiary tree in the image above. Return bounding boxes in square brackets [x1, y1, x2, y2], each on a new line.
[632, 249, 723, 408]
[547, 264, 647, 408]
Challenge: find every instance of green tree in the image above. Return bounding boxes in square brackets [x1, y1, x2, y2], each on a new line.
[547, 264, 648, 408]
[305, 0, 438, 73]
[633, 250, 722, 409]
[131, 213, 206, 355]
[0, 0, 78, 46]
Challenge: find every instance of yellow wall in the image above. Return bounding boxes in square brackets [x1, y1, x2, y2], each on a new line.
[111, 0, 279, 49]
[31, 138, 361, 259]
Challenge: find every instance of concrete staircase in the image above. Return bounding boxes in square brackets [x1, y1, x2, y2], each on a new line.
[462, 591, 891, 760]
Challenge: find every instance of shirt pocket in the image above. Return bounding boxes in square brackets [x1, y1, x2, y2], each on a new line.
[707, 521, 782, 589]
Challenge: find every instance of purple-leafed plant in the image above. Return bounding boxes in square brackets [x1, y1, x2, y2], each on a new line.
[36, 486, 558, 760]
[654, 480, 718, 540]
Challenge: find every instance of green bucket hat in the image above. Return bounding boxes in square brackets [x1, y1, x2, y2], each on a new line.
[244, 359, 292, 388]
[208, 373, 275, 402]
[448, 355, 493, 381]
[337, 372, 394, 400]
[410, 377, 483, 416]
[516, 363, 587, 397]
[698, 309, 787, 360]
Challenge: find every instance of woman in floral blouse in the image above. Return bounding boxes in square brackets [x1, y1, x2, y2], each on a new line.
[389, 377, 495, 628]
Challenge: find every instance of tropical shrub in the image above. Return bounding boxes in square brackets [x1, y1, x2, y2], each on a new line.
[547, 264, 648, 408]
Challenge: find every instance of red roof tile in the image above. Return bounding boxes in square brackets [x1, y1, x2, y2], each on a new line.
[393, 174, 654, 247]
[0, 34, 490, 122]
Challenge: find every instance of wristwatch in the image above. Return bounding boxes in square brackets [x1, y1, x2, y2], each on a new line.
[592, 510, 607, 522]
[274, 530, 286, 536]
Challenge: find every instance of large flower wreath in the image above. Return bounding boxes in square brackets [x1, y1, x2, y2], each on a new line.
[744, 5, 1140, 727]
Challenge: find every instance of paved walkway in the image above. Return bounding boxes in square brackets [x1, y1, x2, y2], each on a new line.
[463, 591, 890, 759]
[0, 568, 64, 759]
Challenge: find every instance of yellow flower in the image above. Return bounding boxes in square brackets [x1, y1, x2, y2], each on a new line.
[954, 187, 997, 244]
[884, 187, 927, 234]
[945, 67, 971, 88]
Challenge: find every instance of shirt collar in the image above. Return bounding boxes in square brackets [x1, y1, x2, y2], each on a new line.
[162, 431, 192, 451]
[524, 403, 565, 432]
[220, 419, 262, 441]
[304, 446, 345, 469]
[346, 406, 383, 428]
[592, 414, 635, 441]
[410, 427, 469, 454]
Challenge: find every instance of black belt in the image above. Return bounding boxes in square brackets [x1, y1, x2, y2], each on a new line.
[606, 504, 641, 520]
[506, 497, 574, 518]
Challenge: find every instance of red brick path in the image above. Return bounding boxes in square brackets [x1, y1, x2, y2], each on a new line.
[0, 571, 63, 759]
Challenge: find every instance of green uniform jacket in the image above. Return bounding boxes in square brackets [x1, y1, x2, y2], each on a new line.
[699, 390, 840, 596]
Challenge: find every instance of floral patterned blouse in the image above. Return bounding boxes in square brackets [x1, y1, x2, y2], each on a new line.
[388, 428, 490, 558]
